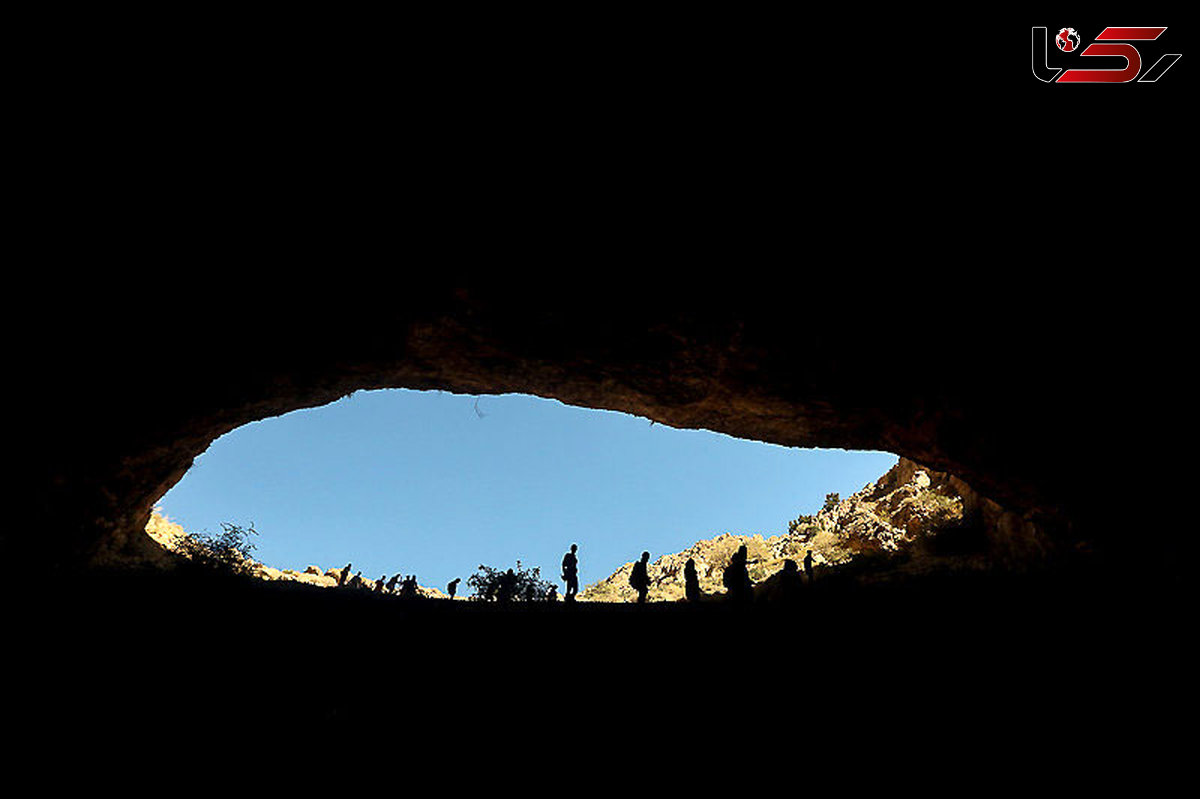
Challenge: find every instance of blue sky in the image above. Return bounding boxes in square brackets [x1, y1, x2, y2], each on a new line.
[156, 389, 897, 594]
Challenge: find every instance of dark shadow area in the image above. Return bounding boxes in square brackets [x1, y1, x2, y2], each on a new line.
[10, 560, 1186, 757]
[13, 8, 1190, 785]
[923, 518, 992, 558]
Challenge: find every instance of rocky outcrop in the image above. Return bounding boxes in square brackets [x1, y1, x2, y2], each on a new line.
[139, 511, 451, 598]
[580, 457, 1047, 602]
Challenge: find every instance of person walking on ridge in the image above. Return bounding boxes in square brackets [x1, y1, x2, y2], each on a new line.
[722, 545, 752, 603]
[629, 551, 651, 604]
[562, 543, 580, 603]
[684, 557, 701, 603]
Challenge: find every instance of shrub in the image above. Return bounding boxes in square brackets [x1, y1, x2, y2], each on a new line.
[467, 560, 554, 602]
[174, 522, 259, 577]
[823, 492, 840, 513]
[787, 514, 815, 534]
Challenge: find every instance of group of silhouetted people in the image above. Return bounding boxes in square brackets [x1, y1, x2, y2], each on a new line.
[716, 545, 817, 604]
[337, 563, 422, 598]
[604, 543, 818, 605]
[330, 542, 818, 606]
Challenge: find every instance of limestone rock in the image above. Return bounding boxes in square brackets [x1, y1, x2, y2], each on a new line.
[580, 456, 1043, 602]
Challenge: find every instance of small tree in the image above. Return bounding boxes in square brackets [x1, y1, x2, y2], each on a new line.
[467, 560, 554, 602]
[788, 513, 815, 534]
[823, 493, 840, 513]
[175, 522, 259, 577]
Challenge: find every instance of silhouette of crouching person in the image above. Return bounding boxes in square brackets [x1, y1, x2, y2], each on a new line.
[773, 559, 804, 603]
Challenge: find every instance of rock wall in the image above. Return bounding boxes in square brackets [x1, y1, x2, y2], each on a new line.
[19, 278, 1170, 574]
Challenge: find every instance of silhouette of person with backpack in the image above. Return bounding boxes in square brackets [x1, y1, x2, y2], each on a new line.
[562, 544, 580, 603]
[684, 557, 701, 602]
[347, 571, 364, 590]
[803, 550, 815, 583]
[447, 577, 461, 599]
[722, 545, 752, 603]
[629, 551, 651, 603]
[385, 573, 401, 594]
[373, 575, 386, 593]
[338, 563, 352, 586]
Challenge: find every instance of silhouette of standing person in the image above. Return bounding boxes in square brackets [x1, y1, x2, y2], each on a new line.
[629, 551, 651, 604]
[338, 563, 352, 586]
[803, 550, 815, 583]
[562, 544, 579, 603]
[684, 557, 701, 603]
[447, 577, 461, 599]
[348, 570, 364, 590]
[722, 545, 752, 603]
[385, 573, 401, 594]
[373, 575, 385, 593]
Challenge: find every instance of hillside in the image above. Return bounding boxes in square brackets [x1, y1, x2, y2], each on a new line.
[579, 457, 1017, 602]
[143, 511, 452, 598]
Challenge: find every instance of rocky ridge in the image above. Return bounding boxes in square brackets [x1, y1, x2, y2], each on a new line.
[579, 457, 1039, 602]
[143, 511, 452, 598]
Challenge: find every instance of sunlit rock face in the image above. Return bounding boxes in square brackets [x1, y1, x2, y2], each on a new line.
[581, 457, 1049, 602]
[22, 277, 1158, 572]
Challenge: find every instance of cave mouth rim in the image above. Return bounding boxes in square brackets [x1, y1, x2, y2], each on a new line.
[147, 387, 907, 600]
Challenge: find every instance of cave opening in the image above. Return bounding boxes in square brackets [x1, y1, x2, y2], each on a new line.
[150, 388, 907, 601]
[24, 289, 1185, 742]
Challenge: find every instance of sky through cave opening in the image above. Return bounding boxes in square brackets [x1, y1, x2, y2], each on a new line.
[155, 389, 898, 596]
